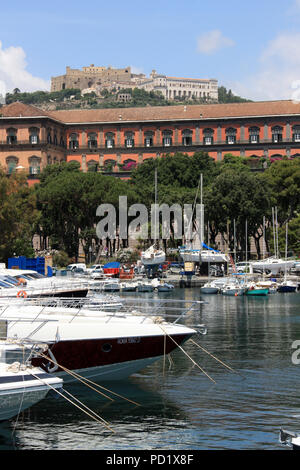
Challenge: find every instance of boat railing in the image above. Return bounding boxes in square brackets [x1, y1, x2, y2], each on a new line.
[0, 296, 205, 326]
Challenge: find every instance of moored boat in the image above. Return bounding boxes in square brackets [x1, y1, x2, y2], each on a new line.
[0, 298, 197, 383]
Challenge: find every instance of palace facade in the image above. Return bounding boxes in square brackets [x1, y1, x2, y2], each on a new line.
[1, 99, 300, 185]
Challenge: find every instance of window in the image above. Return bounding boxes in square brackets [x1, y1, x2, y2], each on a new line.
[292, 126, 300, 142]
[182, 129, 193, 146]
[6, 128, 17, 145]
[88, 132, 98, 149]
[125, 132, 135, 148]
[105, 132, 115, 148]
[272, 126, 283, 143]
[144, 131, 154, 147]
[6, 156, 18, 174]
[162, 130, 173, 147]
[203, 128, 214, 145]
[226, 127, 237, 144]
[249, 127, 260, 144]
[69, 133, 79, 149]
[28, 156, 41, 175]
[29, 127, 39, 145]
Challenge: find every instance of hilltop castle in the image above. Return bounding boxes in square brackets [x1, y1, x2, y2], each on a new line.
[51, 65, 218, 102]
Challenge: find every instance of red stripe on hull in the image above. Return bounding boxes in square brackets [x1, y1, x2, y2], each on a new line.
[32, 333, 193, 372]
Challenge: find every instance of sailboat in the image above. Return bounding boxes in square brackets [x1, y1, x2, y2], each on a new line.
[179, 175, 228, 265]
[251, 208, 295, 275]
[141, 168, 166, 267]
[277, 223, 297, 293]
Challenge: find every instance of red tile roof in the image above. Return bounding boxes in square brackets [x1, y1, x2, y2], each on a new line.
[49, 100, 300, 124]
[1, 100, 300, 125]
[0, 102, 49, 118]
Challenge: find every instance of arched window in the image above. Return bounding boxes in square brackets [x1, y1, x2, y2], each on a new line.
[203, 128, 214, 145]
[105, 132, 115, 148]
[6, 156, 18, 174]
[88, 132, 98, 149]
[272, 126, 283, 143]
[292, 125, 300, 142]
[69, 133, 79, 149]
[144, 131, 154, 147]
[182, 129, 193, 146]
[87, 159, 98, 172]
[29, 127, 39, 145]
[6, 128, 17, 145]
[124, 131, 135, 148]
[249, 126, 260, 144]
[162, 130, 173, 147]
[53, 133, 58, 146]
[225, 127, 237, 144]
[28, 156, 41, 175]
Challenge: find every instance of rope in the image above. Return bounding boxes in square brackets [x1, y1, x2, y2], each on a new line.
[37, 350, 140, 407]
[189, 339, 245, 378]
[158, 326, 216, 384]
[28, 369, 114, 432]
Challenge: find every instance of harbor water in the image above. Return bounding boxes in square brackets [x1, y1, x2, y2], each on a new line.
[1, 288, 300, 450]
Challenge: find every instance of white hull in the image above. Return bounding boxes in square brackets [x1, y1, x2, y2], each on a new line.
[0, 364, 62, 421]
[141, 246, 166, 266]
[251, 258, 295, 275]
[57, 356, 164, 383]
[179, 249, 228, 263]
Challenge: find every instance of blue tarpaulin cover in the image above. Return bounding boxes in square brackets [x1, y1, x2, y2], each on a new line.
[103, 262, 120, 269]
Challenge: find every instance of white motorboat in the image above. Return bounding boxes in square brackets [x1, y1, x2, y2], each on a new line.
[0, 343, 63, 421]
[0, 269, 89, 298]
[0, 298, 197, 383]
[120, 282, 138, 292]
[102, 280, 120, 292]
[141, 245, 166, 266]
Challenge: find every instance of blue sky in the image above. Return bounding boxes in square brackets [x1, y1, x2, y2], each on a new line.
[1, 0, 300, 101]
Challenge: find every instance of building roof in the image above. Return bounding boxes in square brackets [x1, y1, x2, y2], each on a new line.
[49, 100, 300, 124]
[0, 101, 50, 118]
[1, 100, 300, 125]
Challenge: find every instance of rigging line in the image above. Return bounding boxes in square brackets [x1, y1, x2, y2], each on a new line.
[189, 339, 245, 378]
[37, 351, 115, 402]
[28, 370, 114, 432]
[187, 173, 202, 238]
[158, 326, 216, 384]
[37, 351, 140, 407]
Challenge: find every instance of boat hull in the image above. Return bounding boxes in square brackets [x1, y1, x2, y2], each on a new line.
[31, 332, 194, 382]
[245, 288, 269, 296]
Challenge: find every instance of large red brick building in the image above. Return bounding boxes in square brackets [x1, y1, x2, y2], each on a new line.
[1, 100, 300, 184]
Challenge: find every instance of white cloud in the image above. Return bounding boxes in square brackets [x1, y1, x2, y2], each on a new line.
[0, 41, 50, 97]
[197, 30, 235, 55]
[230, 32, 300, 101]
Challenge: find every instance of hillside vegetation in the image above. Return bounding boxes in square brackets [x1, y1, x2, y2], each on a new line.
[3, 86, 251, 111]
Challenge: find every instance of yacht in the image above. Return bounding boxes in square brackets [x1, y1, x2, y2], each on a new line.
[0, 298, 198, 383]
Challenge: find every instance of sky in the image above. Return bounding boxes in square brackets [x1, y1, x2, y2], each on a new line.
[1, 0, 300, 101]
